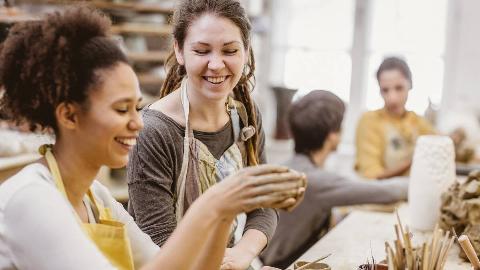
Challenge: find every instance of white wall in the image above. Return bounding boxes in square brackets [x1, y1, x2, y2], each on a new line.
[438, 0, 480, 140]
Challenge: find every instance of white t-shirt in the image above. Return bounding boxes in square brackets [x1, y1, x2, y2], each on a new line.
[0, 163, 159, 270]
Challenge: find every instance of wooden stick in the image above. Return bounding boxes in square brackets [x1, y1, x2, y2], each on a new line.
[395, 239, 404, 269]
[404, 226, 415, 270]
[422, 242, 428, 270]
[386, 243, 397, 270]
[458, 235, 480, 269]
[293, 253, 332, 270]
[435, 231, 450, 270]
[439, 236, 455, 270]
[428, 226, 440, 270]
[395, 224, 404, 247]
[432, 229, 444, 270]
[396, 209, 406, 241]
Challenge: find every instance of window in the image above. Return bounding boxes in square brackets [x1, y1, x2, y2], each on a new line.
[365, 0, 448, 114]
[276, 0, 355, 101]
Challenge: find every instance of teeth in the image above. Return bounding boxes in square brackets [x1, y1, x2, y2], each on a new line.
[116, 138, 137, 146]
[206, 76, 226, 84]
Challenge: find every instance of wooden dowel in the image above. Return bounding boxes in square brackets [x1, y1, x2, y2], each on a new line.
[458, 235, 480, 269]
[422, 242, 428, 270]
[435, 231, 450, 270]
[429, 226, 440, 270]
[395, 239, 404, 269]
[395, 224, 404, 247]
[439, 236, 455, 270]
[396, 209, 406, 240]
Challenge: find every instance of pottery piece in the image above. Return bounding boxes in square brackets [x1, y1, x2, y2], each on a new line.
[409, 135, 455, 230]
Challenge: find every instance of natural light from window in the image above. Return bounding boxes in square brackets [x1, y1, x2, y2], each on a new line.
[282, 0, 355, 102]
[365, 0, 448, 115]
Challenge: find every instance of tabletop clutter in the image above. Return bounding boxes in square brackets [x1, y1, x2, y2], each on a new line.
[440, 169, 480, 265]
[290, 135, 480, 269]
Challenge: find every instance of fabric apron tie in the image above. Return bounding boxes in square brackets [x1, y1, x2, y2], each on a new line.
[174, 78, 249, 245]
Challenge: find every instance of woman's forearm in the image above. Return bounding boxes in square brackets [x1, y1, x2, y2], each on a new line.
[142, 192, 232, 270]
[234, 229, 267, 259]
[376, 159, 411, 179]
[190, 217, 233, 270]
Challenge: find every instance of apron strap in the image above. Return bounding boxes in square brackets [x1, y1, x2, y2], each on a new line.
[176, 78, 191, 221]
[227, 97, 256, 142]
[227, 97, 242, 142]
[39, 144, 107, 223]
[175, 78, 255, 221]
[39, 145, 85, 224]
[40, 145, 68, 197]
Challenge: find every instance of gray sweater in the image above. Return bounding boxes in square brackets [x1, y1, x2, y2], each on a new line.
[260, 154, 408, 268]
[127, 108, 278, 247]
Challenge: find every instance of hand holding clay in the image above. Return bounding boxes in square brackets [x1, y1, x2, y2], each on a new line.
[207, 164, 306, 218]
[278, 169, 307, 212]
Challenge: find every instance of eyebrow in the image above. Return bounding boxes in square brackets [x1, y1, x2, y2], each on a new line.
[114, 97, 143, 103]
[190, 41, 242, 46]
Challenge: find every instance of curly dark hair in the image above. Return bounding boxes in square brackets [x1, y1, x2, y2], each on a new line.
[0, 6, 127, 132]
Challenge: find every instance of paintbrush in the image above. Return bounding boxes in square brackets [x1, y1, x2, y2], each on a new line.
[291, 253, 331, 270]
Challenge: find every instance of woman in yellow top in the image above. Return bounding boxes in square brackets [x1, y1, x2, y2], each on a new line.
[0, 6, 302, 270]
[355, 57, 435, 179]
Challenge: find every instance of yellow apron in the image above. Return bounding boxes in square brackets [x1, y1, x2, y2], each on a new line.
[40, 144, 134, 270]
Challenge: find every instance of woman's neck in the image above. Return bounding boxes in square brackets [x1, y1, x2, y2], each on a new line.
[187, 86, 230, 132]
[49, 139, 99, 209]
[384, 107, 407, 118]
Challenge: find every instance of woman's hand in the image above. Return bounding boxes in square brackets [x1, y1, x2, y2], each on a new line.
[206, 164, 306, 218]
[220, 247, 255, 270]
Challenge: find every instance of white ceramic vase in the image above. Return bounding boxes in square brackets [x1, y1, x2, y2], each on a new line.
[408, 135, 455, 231]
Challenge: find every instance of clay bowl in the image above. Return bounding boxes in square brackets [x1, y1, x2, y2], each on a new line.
[293, 261, 331, 270]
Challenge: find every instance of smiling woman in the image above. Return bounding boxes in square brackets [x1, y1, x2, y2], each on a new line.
[0, 5, 303, 270]
[126, 1, 294, 270]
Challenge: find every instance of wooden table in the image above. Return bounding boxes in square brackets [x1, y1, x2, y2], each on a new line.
[292, 207, 471, 269]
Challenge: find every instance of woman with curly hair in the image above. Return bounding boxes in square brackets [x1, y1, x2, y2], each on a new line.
[0, 6, 302, 270]
[126, 1, 304, 269]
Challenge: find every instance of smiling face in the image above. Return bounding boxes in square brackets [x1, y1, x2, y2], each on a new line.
[378, 69, 410, 117]
[174, 13, 248, 101]
[74, 63, 144, 168]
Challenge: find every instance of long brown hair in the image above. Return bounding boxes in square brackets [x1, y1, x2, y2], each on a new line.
[161, 0, 259, 165]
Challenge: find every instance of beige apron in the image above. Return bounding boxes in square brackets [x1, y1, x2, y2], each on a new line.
[174, 78, 254, 245]
[40, 145, 135, 270]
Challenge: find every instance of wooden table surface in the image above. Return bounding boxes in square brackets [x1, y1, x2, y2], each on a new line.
[292, 207, 471, 269]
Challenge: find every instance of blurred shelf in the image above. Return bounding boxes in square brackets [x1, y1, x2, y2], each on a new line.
[137, 72, 164, 86]
[0, 8, 39, 24]
[89, 1, 173, 15]
[111, 23, 172, 36]
[127, 50, 169, 63]
[42, 0, 173, 15]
